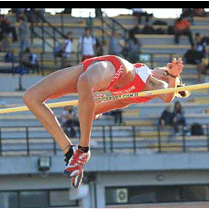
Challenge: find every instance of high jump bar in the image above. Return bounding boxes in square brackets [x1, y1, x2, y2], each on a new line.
[0, 82, 209, 114]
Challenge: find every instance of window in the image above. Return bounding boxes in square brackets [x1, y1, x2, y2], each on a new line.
[19, 191, 48, 208]
[106, 184, 209, 205]
[50, 190, 75, 207]
[0, 189, 78, 208]
[0, 192, 18, 208]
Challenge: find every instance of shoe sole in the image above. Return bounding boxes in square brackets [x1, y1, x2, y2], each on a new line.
[64, 170, 83, 189]
[71, 171, 83, 189]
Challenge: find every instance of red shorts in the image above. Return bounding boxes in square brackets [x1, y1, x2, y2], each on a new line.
[81, 55, 124, 90]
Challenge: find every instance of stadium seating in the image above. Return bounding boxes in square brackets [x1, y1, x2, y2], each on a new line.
[0, 13, 209, 155]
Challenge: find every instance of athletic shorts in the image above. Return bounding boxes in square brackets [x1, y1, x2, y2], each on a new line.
[81, 55, 124, 90]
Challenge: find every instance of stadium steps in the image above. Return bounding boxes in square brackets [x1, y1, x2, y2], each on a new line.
[122, 120, 153, 126]
[147, 143, 182, 151]
[136, 130, 169, 138]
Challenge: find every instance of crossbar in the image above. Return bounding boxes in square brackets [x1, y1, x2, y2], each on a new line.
[0, 83, 209, 114]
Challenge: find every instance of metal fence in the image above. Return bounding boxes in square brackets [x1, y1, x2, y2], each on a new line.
[0, 124, 209, 156]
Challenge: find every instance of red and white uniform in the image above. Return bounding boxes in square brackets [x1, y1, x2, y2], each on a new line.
[81, 55, 153, 104]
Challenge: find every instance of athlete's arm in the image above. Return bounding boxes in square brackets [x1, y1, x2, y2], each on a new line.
[145, 75, 173, 103]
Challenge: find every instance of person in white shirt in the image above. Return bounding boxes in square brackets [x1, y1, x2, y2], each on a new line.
[79, 27, 96, 61]
[61, 31, 73, 67]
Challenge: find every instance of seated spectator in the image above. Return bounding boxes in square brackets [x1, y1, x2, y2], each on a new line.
[61, 31, 73, 68]
[173, 101, 190, 135]
[194, 33, 207, 64]
[184, 46, 199, 65]
[159, 105, 175, 130]
[181, 8, 194, 24]
[197, 58, 209, 82]
[4, 50, 16, 63]
[173, 15, 194, 48]
[60, 106, 79, 137]
[193, 8, 206, 17]
[22, 48, 39, 73]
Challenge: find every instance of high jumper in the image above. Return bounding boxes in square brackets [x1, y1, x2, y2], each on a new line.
[22, 55, 189, 188]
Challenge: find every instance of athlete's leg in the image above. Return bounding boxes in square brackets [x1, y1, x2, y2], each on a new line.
[65, 61, 116, 178]
[22, 65, 83, 153]
[94, 99, 130, 118]
[77, 61, 115, 147]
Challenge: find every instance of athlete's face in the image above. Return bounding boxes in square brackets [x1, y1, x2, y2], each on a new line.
[152, 67, 169, 83]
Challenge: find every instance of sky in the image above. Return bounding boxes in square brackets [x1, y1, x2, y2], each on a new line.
[0, 8, 183, 18]
[1, 8, 209, 19]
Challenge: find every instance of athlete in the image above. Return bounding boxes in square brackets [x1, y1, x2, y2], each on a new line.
[22, 55, 188, 188]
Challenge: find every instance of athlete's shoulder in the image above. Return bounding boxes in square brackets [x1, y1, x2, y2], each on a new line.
[134, 63, 152, 83]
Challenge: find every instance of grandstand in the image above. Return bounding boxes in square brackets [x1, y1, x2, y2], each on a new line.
[0, 9, 209, 207]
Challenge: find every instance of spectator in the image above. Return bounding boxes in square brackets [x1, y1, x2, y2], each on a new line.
[132, 8, 152, 24]
[108, 30, 124, 57]
[181, 8, 194, 25]
[17, 16, 29, 61]
[60, 106, 79, 137]
[184, 45, 199, 65]
[159, 105, 175, 130]
[193, 8, 206, 17]
[184, 33, 208, 82]
[173, 15, 194, 48]
[22, 48, 39, 74]
[173, 101, 190, 135]
[194, 33, 207, 64]
[10, 8, 26, 22]
[0, 15, 17, 52]
[123, 31, 141, 63]
[61, 31, 73, 68]
[79, 27, 96, 61]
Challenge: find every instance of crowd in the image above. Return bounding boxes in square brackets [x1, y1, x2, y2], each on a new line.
[0, 8, 209, 79]
[1, 8, 208, 135]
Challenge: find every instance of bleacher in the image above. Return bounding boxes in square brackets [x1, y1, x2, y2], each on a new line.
[0, 12, 209, 155]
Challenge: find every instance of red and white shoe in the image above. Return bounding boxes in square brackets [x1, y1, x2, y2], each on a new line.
[71, 171, 84, 189]
[65, 147, 91, 178]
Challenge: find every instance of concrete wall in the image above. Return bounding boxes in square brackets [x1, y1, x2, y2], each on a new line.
[1, 152, 209, 207]
[0, 74, 44, 92]
[1, 152, 209, 175]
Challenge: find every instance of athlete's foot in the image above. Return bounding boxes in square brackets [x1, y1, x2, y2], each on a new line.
[65, 146, 91, 178]
[71, 171, 84, 189]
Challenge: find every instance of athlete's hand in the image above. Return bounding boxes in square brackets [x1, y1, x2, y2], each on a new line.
[166, 57, 183, 77]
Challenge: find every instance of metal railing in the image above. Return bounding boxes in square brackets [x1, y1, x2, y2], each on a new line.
[28, 10, 66, 54]
[0, 52, 175, 75]
[0, 124, 209, 157]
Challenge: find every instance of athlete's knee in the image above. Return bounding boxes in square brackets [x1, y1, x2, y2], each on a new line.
[22, 87, 39, 106]
[77, 74, 94, 91]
